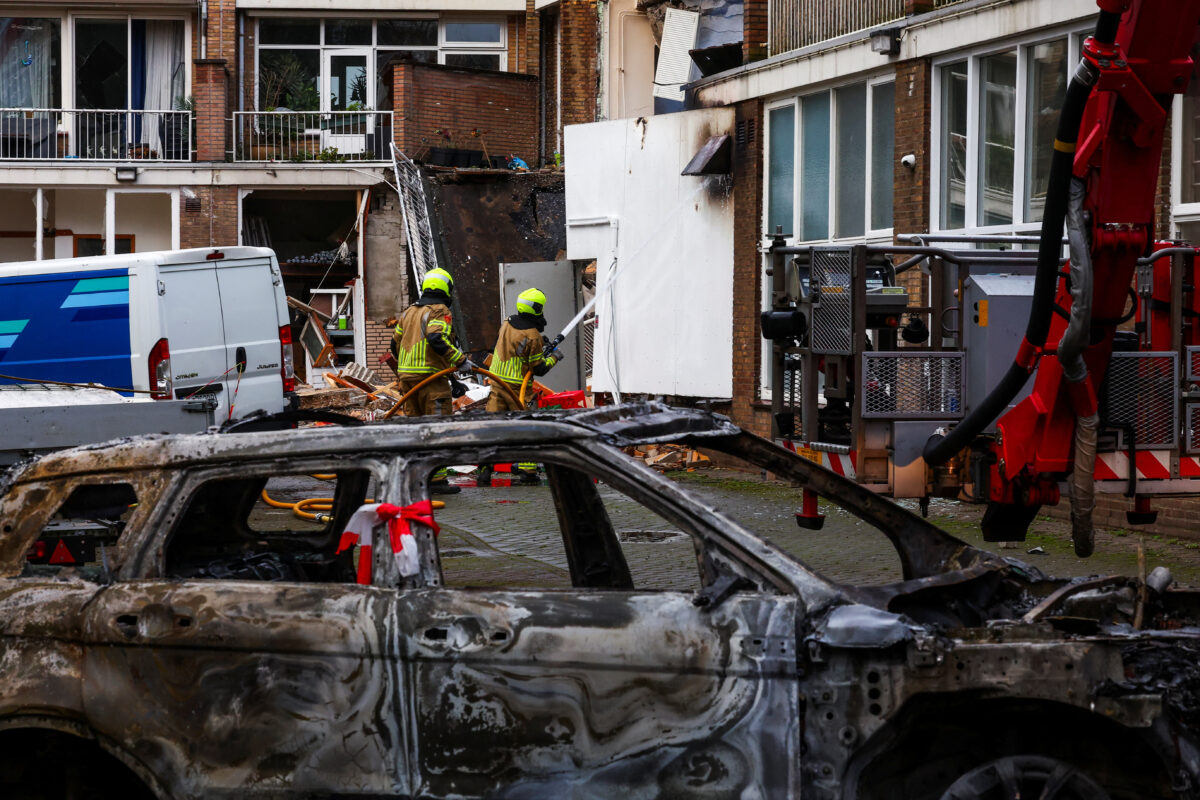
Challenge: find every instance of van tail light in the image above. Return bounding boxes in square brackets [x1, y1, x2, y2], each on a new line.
[279, 325, 296, 393]
[148, 338, 173, 400]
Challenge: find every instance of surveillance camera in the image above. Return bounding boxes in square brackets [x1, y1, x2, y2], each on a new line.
[901, 153, 917, 169]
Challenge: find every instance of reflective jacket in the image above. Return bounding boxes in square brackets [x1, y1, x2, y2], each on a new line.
[489, 314, 557, 385]
[392, 291, 465, 375]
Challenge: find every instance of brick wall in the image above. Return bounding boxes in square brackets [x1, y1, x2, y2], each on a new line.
[894, 58, 932, 301]
[730, 99, 772, 438]
[179, 186, 239, 248]
[1158, 111, 1174, 241]
[524, 0, 541, 78]
[744, 0, 768, 63]
[542, 7, 561, 158]
[363, 318, 395, 376]
[391, 62, 539, 166]
[191, 0, 236, 161]
[559, 0, 599, 138]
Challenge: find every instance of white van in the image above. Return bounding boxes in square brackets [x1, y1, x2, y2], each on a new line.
[0, 246, 295, 421]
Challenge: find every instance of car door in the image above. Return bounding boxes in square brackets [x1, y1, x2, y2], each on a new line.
[212, 255, 287, 417]
[80, 462, 411, 798]
[397, 447, 800, 798]
[158, 260, 230, 414]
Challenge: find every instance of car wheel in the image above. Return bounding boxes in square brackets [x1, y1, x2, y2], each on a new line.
[940, 755, 1110, 800]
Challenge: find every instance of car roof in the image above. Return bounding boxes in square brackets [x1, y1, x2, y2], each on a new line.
[8, 403, 736, 484]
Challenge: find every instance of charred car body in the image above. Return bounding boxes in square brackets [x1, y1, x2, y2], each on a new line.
[0, 403, 1196, 799]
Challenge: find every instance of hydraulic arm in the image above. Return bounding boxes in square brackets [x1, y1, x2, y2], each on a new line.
[925, 0, 1200, 554]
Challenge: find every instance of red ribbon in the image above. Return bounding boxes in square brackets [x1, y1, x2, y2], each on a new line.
[339, 501, 441, 586]
[375, 500, 441, 555]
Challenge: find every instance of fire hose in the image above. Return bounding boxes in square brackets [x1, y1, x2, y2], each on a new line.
[261, 475, 444, 523]
[382, 365, 523, 420]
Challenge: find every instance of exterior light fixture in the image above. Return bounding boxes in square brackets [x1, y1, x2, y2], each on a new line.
[869, 27, 901, 56]
[115, 166, 138, 182]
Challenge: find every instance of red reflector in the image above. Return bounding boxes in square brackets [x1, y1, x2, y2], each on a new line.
[48, 539, 76, 565]
[26, 540, 47, 561]
[886, 316, 899, 327]
[206, 250, 225, 260]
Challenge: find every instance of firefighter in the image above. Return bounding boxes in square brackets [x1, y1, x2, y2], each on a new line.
[391, 267, 468, 417]
[478, 287, 563, 486]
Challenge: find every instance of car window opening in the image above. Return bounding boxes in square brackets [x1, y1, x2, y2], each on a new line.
[426, 460, 704, 593]
[23, 482, 138, 582]
[163, 470, 373, 584]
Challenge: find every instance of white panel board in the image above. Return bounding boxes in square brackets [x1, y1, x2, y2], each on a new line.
[565, 109, 735, 398]
[653, 8, 700, 103]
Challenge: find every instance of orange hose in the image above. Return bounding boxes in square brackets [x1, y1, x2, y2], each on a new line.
[262, 488, 443, 522]
[518, 370, 534, 407]
[382, 366, 457, 419]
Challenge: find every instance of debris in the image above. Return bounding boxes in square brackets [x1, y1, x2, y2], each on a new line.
[628, 443, 711, 470]
[1027, 546, 1046, 555]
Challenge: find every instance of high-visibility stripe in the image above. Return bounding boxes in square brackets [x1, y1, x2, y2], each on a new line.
[1135, 451, 1171, 480]
[1094, 454, 1122, 480]
[1181, 457, 1200, 478]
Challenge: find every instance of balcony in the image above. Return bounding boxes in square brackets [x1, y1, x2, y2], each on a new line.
[233, 112, 395, 163]
[0, 109, 192, 162]
[768, 0, 969, 55]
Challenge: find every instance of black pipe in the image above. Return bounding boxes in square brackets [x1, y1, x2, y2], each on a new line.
[924, 11, 1117, 465]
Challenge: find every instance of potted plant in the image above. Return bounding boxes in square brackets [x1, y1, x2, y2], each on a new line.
[428, 127, 456, 166]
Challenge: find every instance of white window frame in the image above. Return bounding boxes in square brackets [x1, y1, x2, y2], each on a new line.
[762, 76, 896, 248]
[253, 14, 507, 111]
[1171, 92, 1200, 238]
[67, 12, 193, 112]
[930, 24, 1090, 236]
[759, 75, 896, 400]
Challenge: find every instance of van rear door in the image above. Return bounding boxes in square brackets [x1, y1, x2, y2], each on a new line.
[212, 255, 287, 417]
[158, 262, 231, 415]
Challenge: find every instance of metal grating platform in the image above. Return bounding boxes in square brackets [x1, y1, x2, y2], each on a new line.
[861, 352, 964, 419]
[1104, 352, 1178, 450]
[810, 248, 853, 355]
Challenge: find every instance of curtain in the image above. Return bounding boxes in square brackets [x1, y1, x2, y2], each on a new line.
[0, 19, 54, 108]
[142, 20, 183, 147]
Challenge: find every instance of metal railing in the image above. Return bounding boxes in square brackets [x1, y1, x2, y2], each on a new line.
[233, 111, 394, 163]
[0, 108, 192, 161]
[768, 0, 969, 55]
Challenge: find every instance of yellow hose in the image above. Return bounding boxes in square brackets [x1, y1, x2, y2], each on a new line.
[261, 489, 444, 522]
[518, 370, 534, 407]
[384, 366, 522, 418]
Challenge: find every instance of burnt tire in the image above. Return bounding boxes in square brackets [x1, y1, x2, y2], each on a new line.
[940, 755, 1109, 800]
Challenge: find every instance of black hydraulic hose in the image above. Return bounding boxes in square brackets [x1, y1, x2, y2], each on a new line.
[923, 11, 1117, 466]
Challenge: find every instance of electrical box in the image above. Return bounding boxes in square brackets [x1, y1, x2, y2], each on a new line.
[962, 274, 1035, 431]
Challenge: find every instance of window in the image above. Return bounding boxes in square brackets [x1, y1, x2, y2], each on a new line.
[427, 459, 703, 592]
[24, 482, 138, 581]
[767, 105, 794, 236]
[764, 79, 895, 244]
[74, 18, 186, 111]
[255, 16, 507, 112]
[0, 18, 61, 109]
[164, 469, 374, 583]
[1173, 34, 1200, 236]
[934, 31, 1082, 232]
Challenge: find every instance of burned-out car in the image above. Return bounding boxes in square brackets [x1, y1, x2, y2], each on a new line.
[0, 403, 1197, 800]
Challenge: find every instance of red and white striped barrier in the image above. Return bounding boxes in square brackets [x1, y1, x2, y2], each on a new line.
[1094, 451, 1175, 481]
[784, 441, 857, 480]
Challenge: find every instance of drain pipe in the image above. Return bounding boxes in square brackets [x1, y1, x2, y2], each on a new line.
[1060, 177, 1099, 557]
[198, 0, 208, 60]
[923, 8, 1114, 466]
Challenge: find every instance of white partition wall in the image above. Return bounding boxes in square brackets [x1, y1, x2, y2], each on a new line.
[565, 108, 735, 398]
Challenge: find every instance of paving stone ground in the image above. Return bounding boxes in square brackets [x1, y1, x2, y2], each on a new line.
[431, 469, 1200, 590]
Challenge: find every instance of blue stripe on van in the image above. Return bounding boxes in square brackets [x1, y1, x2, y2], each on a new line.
[0, 335, 16, 349]
[0, 267, 132, 391]
[61, 290, 129, 309]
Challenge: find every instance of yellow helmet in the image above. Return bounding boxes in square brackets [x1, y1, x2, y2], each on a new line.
[421, 268, 454, 295]
[517, 287, 546, 315]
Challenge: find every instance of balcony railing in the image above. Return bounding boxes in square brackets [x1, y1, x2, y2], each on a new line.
[0, 109, 192, 161]
[768, 0, 969, 55]
[233, 111, 394, 163]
